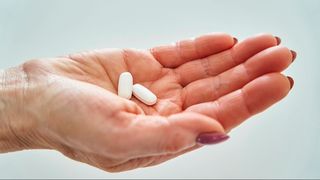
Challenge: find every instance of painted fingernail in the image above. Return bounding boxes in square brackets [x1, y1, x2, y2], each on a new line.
[275, 36, 281, 45]
[233, 37, 238, 44]
[287, 76, 294, 89]
[196, 132, 229, 145]
[290, 50, 297, 62]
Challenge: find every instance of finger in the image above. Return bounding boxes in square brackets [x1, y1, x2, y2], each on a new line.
[117, 112, 225, 158]
[175, 33, 279, 86]
[186, 73, 292, 131]
[182, 46, 293, 108]
[150, 33, 236, 68]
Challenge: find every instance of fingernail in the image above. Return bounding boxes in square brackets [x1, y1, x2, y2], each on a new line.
[196, 132, 229, 145]
[290, 50, 297, 62]
[287, 76, 294, 89]
[233, 37, 238, 44]
[275, 36, 281, 45]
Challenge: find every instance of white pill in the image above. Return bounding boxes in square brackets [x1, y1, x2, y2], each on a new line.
[132, 84, 157, 105]
[118, 72, 133, 99]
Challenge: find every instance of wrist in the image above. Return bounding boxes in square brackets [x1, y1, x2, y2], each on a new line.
[0, 65, 47, 152]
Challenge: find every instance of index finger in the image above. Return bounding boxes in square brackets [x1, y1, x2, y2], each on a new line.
[150, 33, 236, 68]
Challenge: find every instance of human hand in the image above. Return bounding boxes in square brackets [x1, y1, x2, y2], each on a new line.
[0, 33, 295, 172]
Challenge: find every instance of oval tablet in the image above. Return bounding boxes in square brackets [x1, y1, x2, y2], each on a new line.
[132, 84, 157, 105]
[118, 72, 133, 99]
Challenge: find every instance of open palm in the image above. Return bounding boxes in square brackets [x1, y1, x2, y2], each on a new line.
[23, 33, 294, 172]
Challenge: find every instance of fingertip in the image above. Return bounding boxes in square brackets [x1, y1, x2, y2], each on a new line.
[274, 73, 293, 92]
[260, 46, 293, 70]
[231, 33, 279, 64]
[252, 33, 278, 46]
[243, 73, 292, 115]
[254, 73, 292, 93]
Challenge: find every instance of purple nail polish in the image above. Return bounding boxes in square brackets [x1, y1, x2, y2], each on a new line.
[287, 76, 294, 90]
[233, 37, 238, 44]
[290, 50, 297, 62]
[275, 36, 281, 45]
[196, 132, 229, 145]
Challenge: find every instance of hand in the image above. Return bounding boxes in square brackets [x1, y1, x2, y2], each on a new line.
[0, 33, 295, 172]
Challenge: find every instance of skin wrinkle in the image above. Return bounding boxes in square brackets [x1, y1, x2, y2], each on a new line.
[175, 41, 184, 66]
[0, 99, 4, 110]
[66, 58, 96, 79]
[148, 47, 159, 65]
[172, 68, 183, 87]
[97, 57, 116, 89]
[92, 54, 115, 87]
[240, 63, 252, 88]
[68, 55, 116, 92]
[181, 86, 189, 110]
[213, 99, 225, 129]
[0, 68, 26, 151]
[121, 49, 130, 72]
[193, 37, 202, 59]
[240, 88, 254, 116]
[54, 59, 83, 75]
[215, 73, 223, 99]
[0, 93, 11, 151]
[98, 49, 126, 89]
[200, 56, 211, 77]
[69, 54, 103, 80]
[230, 48, 239, 66]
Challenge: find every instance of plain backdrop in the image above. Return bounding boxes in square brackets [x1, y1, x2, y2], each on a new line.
[0, 0, 319, 178]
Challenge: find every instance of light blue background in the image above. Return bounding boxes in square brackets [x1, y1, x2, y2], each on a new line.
[0, 0, 319, 178]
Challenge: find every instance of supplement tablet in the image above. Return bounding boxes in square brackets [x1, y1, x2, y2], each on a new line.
[118, 72, 133, 99]
[132, 84, 157, 105]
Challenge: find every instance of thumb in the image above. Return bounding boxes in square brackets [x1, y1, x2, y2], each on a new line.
[124, 112, 228, 158]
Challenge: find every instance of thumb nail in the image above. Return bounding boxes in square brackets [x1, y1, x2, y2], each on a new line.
[196, 132, 229, 145]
